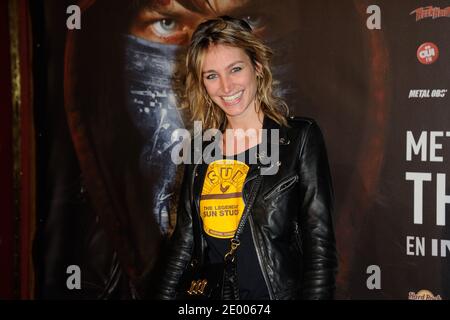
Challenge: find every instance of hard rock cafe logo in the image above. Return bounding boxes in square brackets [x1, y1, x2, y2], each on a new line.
[408, 289, 442, 300]
[417, 42, 439, 65]
[410, 6, 450, 21]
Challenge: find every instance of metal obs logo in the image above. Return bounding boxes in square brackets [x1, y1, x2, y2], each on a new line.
[417, 42, 439, 65]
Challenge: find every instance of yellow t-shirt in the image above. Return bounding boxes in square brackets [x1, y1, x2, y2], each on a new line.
[199, 159, 249, 239]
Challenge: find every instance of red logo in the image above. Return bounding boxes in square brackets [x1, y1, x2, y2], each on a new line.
[410, 6, 450, 21]
[417, 42, 439, 65]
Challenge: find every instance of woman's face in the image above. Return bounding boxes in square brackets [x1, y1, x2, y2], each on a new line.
[201, 44, 260, 123]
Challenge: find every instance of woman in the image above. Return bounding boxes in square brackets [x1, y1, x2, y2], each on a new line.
[158, 16, 337, 300]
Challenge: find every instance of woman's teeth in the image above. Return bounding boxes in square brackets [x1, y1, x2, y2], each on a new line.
[222, 91, 243, 102]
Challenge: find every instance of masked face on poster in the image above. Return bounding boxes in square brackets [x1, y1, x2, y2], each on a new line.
[124, 0, 299, 235]
[58, 0, 388, 299]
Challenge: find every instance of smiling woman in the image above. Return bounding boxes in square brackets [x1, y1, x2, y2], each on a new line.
[184, 16, 288, 133]
[157, 16, 337, 300]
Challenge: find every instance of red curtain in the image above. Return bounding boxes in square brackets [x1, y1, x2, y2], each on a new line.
[0, 0, 35, 299]
[0, 0, 14, 300]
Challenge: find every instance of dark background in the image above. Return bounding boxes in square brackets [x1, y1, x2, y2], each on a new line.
[1, 0, 449, 299]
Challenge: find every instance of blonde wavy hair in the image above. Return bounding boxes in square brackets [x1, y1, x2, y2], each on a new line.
[184, 16, 289, 130]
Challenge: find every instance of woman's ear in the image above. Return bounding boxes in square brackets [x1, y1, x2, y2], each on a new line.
[255, 61, 263, 78]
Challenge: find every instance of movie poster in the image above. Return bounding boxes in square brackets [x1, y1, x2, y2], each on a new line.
[32, 0, 450, 299]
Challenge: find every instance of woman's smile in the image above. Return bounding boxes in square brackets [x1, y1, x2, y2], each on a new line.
[222, 90, 244, 106]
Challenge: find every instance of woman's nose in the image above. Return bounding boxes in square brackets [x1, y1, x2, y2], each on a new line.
[220, 75, 232, 94]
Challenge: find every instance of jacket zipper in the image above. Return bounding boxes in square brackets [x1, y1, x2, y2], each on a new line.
[263, 174, 299, 201]
[294, 221, 303, 255]
[243, 173, 258, 203]
[190, 163, 203, 263]
[191, 164, 200, 216]
[249, 215, 274, 300]
[243, 170, 274, 299]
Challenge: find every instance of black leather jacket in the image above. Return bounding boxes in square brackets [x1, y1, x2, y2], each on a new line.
[158, 116, 337, 300]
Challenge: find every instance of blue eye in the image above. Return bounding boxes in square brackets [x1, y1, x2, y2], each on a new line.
[152, 19, 177, 37]
[205, 74, 217, 80]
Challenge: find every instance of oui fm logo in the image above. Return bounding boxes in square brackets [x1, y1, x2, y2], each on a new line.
[417, 42, 439, 65]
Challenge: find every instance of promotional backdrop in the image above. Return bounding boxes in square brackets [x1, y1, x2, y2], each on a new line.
[27, 0, 450, 299]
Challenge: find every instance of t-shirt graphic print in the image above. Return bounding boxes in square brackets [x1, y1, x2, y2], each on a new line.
[200, 159, 249, 239]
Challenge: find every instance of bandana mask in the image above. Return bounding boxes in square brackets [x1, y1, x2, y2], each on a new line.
[124, 34, 188, 235]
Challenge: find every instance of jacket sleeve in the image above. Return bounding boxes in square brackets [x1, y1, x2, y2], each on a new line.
[157, 164, 195, 300]
[297, 121, 338, 299]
